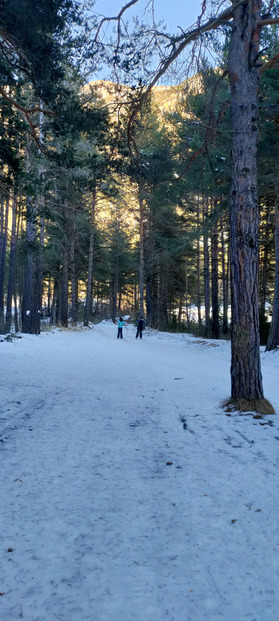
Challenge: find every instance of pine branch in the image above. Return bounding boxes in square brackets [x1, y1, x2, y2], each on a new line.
[0, 86, 51, 152]
[126, 2, 241, 155]
[0, 87, 54, 117]
[259, 51, 279, 74]
[177, 98, 230, 182]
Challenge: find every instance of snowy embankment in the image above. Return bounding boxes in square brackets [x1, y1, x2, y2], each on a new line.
[1, 321, 279, 621]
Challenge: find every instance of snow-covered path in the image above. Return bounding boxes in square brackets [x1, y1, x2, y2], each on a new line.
[1, 322, 279, 621]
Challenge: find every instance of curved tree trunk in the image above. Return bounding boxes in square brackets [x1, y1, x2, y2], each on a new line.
[228, 0, 264, 401]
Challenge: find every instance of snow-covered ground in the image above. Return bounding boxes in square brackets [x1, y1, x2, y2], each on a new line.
[1, 320, 279, 621]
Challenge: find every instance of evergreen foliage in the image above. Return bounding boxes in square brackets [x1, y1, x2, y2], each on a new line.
[0, 0, 279, 393]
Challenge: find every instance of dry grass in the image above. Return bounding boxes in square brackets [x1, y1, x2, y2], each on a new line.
[223, 398, 275, 416]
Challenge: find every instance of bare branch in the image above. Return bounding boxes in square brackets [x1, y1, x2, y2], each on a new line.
[265, 0, 276, 15]
[118, 0, 140, 20]
[258, 18, 279, 26]
[94, 0, 140, 42]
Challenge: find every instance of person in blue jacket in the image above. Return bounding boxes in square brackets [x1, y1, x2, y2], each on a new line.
[117, 317, 125, 339]
[136, 316, 145, 339]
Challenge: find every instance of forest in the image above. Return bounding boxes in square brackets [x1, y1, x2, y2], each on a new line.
[0, 0, 279, 412]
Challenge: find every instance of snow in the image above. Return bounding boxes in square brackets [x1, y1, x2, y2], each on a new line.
[1, 320, 279, 621]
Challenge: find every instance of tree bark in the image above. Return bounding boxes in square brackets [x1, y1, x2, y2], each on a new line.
[4, 196, 17, 333]
[221, 226, 229, 335]
[84, 188, 96, 326]
[50, 275, 59, 325]
[138, 186, 145, 317]
[111, 276, 118, 322]
[0, 195, 9, 333]
[158, 275, 168, 329]
[22, 132, 41, 335]
[259, 211, 270, 317]
[60, 202, 69, 328]
[228, 0, 263, 399]
[69, 230, 77, 325]
[13, 293, 19, 332]
[47, 277, 51, 317]
[145, 214, 155, 326]
[36, 213, 45, 324]
[185, 258, 190, 330]
[22, 196, 40, 334]
[196, 195, 202, 332]
[211, 217, 220, 339]
[203, 197, 210, 338]
[266, 194, 279, 350]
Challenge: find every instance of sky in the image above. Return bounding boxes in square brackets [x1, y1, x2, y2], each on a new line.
[90, 0, 210, 82]
[93, 0, 206, 35]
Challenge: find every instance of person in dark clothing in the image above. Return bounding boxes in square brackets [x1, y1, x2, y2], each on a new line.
[136, 316, 145, 339]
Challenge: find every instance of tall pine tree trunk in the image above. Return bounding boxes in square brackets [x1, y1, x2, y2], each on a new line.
[0, 194, 9, 332]
[196, 195, 202, 332]
[139, 189, 145, 317]
[60, 201, 69, 328]
[266, 191, 279, 350]
[22, 134, 40, 335]
[84, 188, 96, 326]
[4, 196, 17, 333]
[158, 273, 168, 329]
[203, 197, 210, 338]
[36, 214, 45, 324]
[221, 226, 229, 335]
[60, 257, 68, 327]
[111, 275, 118, 322]
[69, 229, 77, 325]
[211, 217, 220, 339]
[145, 217, 155, 326]
[51, 275, 59, 326]
[47, 277, 51, 317]
[185, 258, 190, 330]
[259, 215, 270, 317]
[227, 0, 272, 410]
[22, 197, 40, 334]
[13, 293, 19, 332]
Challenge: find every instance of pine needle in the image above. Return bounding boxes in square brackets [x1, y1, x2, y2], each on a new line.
[223, 398, 275, 416]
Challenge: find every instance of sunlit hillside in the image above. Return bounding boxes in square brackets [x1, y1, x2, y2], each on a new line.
[84, 79, 184, 114]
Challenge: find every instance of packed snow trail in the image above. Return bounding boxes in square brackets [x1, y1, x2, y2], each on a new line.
[1, 321, 279, 621]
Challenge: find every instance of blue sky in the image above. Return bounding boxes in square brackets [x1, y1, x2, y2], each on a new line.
[90, 1, 213, 82]
[93, 0, 205, 33]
